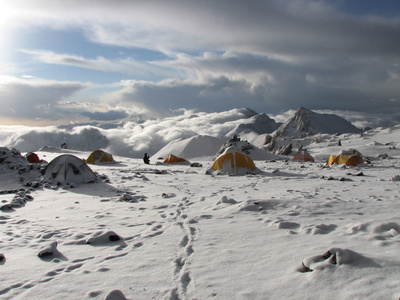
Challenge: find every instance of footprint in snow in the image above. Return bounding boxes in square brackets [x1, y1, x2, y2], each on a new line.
[273, 220, 301, 230]
[371, 222, 400, 244]
[179, 235, 189, 248]
[301, 224, 337, 235]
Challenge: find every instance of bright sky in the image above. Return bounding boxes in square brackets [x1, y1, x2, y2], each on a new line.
[0, 0, 399, 125]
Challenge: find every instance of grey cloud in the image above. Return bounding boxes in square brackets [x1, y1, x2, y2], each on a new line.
[107, 52, 400, 115]
[105, 76, 269, 115]
[314, 109, 400, 129]
[81, 110, 128, 121]
[0, 77, 90, 120]
[5, 0, 400, 120]
[9, 1, 400, 58]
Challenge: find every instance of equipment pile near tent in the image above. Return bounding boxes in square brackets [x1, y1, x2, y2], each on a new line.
[326, 149, 363, 166]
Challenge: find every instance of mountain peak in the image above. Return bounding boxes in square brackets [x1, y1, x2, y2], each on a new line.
[296, 106, 312, 115]
[226, 113, 279, 137]
[278, 107, 362, 137]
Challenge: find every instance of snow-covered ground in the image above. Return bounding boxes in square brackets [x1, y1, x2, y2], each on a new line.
[0, 126, 399, 299]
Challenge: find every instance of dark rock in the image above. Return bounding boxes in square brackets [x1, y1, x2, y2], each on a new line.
[190, 162, 203, 167]
[300, 261, 313, 273]
[277, 143, 292, 155]
[109, 234, 120, 241]
[322, 250, 332, 259]
[0, 204, 14, 211]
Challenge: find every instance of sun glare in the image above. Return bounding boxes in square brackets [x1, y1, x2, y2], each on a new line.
[0, 2, 20, 68]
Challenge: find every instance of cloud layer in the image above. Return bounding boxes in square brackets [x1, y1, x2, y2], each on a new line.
[1, 0, 400, 123]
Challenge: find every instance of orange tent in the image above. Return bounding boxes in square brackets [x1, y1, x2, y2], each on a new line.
[292, 150, 314, 162]
[163, 154, 187, 164]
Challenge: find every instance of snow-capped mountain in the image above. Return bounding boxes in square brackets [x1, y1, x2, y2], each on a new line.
[226, 113, 279, 137]
[1, 107, 365, 159]
[277, 107, 362, 138]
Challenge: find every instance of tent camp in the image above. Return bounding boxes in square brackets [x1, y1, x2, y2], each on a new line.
[292, 149, 314, 162]
[86, 150, 115, 164]
[42, 154, 97, 185]
[163, 154, 188, 164]
[25, 152, 41, 164]
[326, 149, 363, 166]
[209, 147, 257, 175]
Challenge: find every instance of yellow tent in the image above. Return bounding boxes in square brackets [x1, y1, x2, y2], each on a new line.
[86, 150, 115, 164]
[211, 147, 256, 175]
[326, 149, 363, 166]
[163, 154, 187, 164]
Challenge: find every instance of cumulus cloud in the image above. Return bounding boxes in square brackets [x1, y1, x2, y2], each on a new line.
[100, 76, 268, 116]
[3, 107, 259, 157]
[0, 76, 90, 123]
[101, 56, 400, 116]
[158, 52, 400, 114]
[102, 108, 263, 156]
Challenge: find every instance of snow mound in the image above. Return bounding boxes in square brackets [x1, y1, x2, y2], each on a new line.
[86, 230, 122, 245]
[38, 241, 59, 258]
[152, 135, 224, 161]
[104, 289, 127, 300]
[300, 248, 381, 272]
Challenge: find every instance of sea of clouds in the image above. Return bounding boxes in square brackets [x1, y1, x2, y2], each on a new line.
[1, 108, 399, 158]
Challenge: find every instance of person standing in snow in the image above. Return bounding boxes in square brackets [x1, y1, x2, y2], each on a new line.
[143, 153, 150, 164]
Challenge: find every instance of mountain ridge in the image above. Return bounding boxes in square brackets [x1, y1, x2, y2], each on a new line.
[275, 107, 362, 138]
